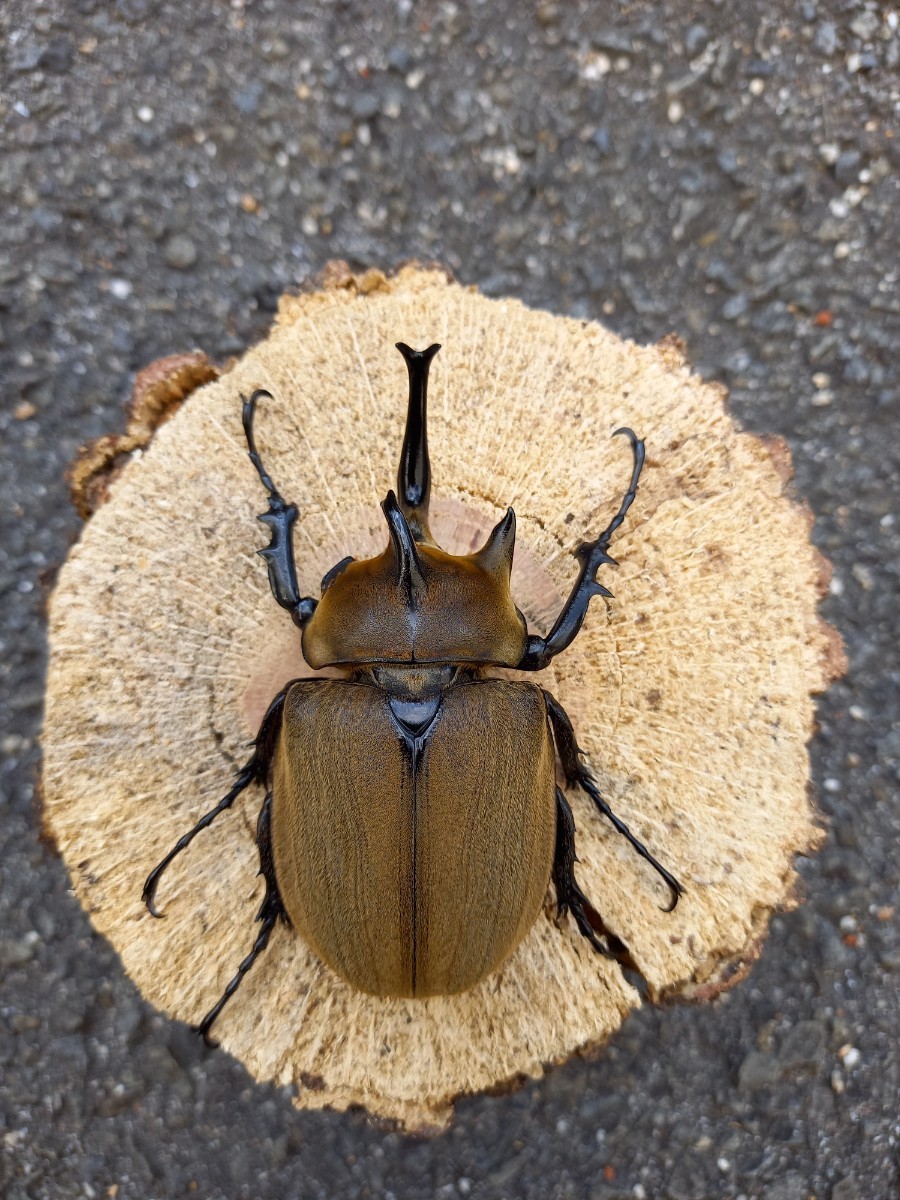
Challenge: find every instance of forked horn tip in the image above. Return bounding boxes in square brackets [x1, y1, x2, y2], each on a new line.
[395, 341, 441, 361]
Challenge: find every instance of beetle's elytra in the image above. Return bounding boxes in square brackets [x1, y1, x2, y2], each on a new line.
[143, 342, 683, 1041]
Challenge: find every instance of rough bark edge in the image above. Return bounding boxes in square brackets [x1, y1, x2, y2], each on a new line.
[293, 979, 639, 1136]
[745, 431, 848, 688]
[614, 417, 843, 1011]
[67, 351, 222, 519]
[655, 845, 819, 1007]
[275, 259, 459, 326]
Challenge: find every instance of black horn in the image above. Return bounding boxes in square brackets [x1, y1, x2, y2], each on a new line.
[395, 341, 441, 541]
[381, 489, 427, 605]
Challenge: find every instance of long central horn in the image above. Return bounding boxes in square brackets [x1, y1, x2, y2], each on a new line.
[395, 342, 441, 542]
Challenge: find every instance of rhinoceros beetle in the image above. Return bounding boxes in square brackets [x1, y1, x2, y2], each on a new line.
[143, 342, 683, 1041]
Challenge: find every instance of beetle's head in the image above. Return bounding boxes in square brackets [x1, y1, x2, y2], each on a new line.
[301, 343, 528, 669]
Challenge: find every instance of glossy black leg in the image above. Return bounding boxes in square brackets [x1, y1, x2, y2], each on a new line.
[544, 690, 684, 912]
[552, 787, 638, 970]
[193, 792, 287, 1045]
[141, 685, 291, 916]
[518, 429, 644, 670]
[241, 390, 317, 629]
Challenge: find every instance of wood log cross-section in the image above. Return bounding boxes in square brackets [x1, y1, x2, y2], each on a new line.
[42, 265, 845, 1132]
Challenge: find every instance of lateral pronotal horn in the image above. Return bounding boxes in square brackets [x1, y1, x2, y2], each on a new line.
[474, 507, 516, 580]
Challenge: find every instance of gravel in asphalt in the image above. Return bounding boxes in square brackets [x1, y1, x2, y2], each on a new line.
[0, 2, 897, 1198]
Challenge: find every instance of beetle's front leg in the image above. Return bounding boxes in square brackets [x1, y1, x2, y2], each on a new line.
[518, 428, 644, 670]
[242, 390, 317, 629]
[544, 689, 684, 912]
[141, 683, 292, 916]
[193, 791, 287, 1046]
[553, 787, 638, 971]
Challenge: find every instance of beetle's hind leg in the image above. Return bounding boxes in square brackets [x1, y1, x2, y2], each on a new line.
[544, 690, 684, 911]
[553, 787, 638, 972]
[141, 685, 290, 916]
[194, 791, 288, 1046]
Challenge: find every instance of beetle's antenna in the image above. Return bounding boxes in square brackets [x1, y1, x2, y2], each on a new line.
[382, 489, 426, 605]
[395, 342, 441, 542]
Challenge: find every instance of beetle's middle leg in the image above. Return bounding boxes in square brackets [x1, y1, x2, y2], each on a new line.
[194, 791, 287, 1045]
[553, 786, 639, 971]
[141, 684, 292, 916]
[544, 689, 684, 912]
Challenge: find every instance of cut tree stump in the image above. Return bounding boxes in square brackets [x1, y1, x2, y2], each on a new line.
[42, 265, 845, 1132]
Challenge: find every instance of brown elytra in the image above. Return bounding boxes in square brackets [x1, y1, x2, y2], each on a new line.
[273, 678, 556, 997]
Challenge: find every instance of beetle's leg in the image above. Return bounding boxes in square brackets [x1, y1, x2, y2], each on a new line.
[517, 429, 644, 670]
[242, 390, 317, 629]
[544, 690, 684, 912]
[553, 787, 638, 971]
[141, 684, 291, 916]
[193, 791, 287, 1046]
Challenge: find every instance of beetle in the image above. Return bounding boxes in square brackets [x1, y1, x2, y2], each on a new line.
[143, 342, 683, 1041]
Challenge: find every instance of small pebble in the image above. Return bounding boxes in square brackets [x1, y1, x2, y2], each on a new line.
[831, 1178, 861, 1200]
[0, 936, 39, 967]
[815, 22, 839, 55]
[10, 1013, 40, 1033]
[851, 563, 874, 591]
[164, 235, 198, 270]
[838, 1045, 861, 1068]
[850, 13, 881, 40]
[685, 25, 708, 55]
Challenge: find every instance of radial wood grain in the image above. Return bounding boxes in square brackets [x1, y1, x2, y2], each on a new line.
[42, 266, 845, 1131]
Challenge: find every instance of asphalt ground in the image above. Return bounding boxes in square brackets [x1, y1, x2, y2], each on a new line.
[0, 2, 897, 1198]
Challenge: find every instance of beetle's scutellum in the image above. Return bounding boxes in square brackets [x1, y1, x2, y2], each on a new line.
[144, 343, 683, 1041]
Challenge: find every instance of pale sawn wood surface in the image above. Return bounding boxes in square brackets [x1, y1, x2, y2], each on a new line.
[43, 267, 844, 1131]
